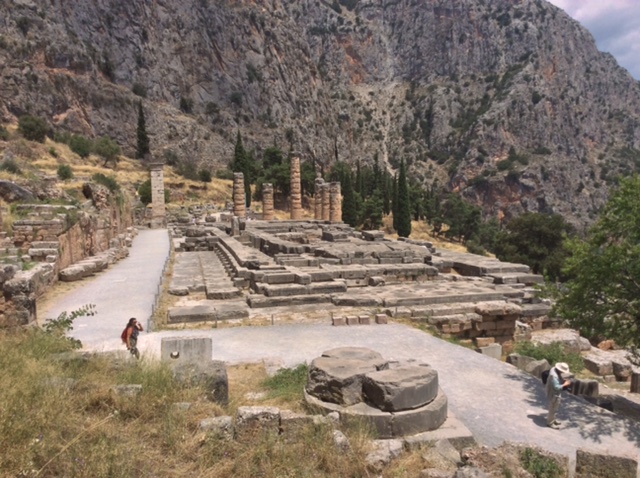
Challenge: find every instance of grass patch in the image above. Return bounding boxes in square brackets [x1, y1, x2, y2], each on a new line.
[262, 363, 308, 402]
[520, 447, 564, 478]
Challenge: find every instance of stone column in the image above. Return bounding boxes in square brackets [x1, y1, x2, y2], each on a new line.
[262, 183, 274, 221]
[290, 156, 302, 220]
[321, 183, 330, 221]
[233, 172, 246, 218]
[149, 162, 166, 228]
[329, 182, 341, 223]
[314, 177, 324, 220]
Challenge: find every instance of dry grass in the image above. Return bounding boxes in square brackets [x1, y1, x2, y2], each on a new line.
[0, 328, 409, 477]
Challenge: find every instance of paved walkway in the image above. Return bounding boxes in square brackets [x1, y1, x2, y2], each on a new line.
[38, 228, 640, 474]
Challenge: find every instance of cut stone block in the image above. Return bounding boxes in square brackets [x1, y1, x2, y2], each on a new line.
[363, 365, 439, 412]
[375, 314, 388, 324]
[332, 316, 346, 326]
[359, 315, 371, 325]
[161, 337, 212, 363]
[172, 360, 228, 405]
[478, 343, 502, 360]
[235, 406, 280, 438]
[575, 448, 637, 478]
[390, 389, 448, 437]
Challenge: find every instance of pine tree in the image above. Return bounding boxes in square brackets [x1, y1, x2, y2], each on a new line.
[136, 101, 150, 159]
[396, 158, 412, 237]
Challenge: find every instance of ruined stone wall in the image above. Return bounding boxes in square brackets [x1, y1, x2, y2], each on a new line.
[1, 188, 134, 327]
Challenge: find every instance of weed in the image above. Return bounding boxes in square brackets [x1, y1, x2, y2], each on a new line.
[0, 158, 21, 174]
[57, 163, 73, 180]
[262, 364, 308, 402]
[520, 447, 563, 478]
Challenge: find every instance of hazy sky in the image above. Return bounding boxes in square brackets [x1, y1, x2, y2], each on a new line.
[546, 0, 640, 79]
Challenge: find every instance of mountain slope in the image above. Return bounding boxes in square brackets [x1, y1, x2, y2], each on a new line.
[1, 0, 639, 227]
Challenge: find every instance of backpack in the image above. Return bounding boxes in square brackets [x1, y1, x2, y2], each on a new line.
[120, 326, 129, 344]
[541, 369, 550, 385]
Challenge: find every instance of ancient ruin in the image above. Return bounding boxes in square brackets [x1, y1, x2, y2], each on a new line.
[262, 183, 274, 221]
[304, 347, 448, 438]
[149, 161, 166, 228]
[166, 213, 551, 352]
[290, 156, 303, 220]
[232, 173, 246, 218]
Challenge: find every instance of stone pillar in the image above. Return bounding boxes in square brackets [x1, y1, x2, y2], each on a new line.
[233, 172, 246, 218]
[262, 183, 274, 221]
[149, 162, 166, 228]
[290, 156, 302, 220]
[321, 182, 330, 221]
[314, 178, 324, 220]
[329, 182, 341, 223]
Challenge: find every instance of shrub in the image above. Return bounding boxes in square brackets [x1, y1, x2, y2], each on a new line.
[514, 341, 584, 374]
[93, 136, 121, 165]
[69, 134, 92, 158]
[0, 158, 21, 174]
[132, 82, 147, 98]
[520, 447, 563, 478]
[138, 179, 151, 205]
[179, 96, 193, 114]
[92, 173, 120, 192]
[18, 115, 48, 142]
[0, 126, 8, 141]
[57, 164, 73, 180]
[215, 168, 234, 180]
[48, 147, 58, 157]
[198, 169, 212, 183]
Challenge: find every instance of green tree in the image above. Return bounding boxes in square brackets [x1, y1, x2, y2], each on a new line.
[198, 169, 212, 183]
[18, 115, 48, 142]
[138, 179, 152, 205]
[396, 158, 412, 237]
[136, 101, 150, 159]
[69, 134, 92, 158]
[230, 131, 258, 207]
[93, 136, 121, 167]
[341, 169, 358, 227]
[494, 213, 573, 280]
[361, 192, 384, 230]
[555, 175, 640, 352]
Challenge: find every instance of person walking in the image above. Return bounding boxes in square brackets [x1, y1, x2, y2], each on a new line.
[122, 317, 143, 359]
[545, 362, 572, 429]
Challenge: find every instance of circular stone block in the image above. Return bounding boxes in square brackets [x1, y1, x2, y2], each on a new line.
[363, 365, 439, 412]
[321, 347, 388, 369]
[306, 357, 379, 406]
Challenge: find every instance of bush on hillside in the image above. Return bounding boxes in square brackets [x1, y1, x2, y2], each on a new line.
[57, 164, 73, 180]
[69, 134, 92, 158]
[92, 173, 120, 192]
[514, 341, 584, 374]
[18, 115, 48, 143]
[0, 158, 21, 174]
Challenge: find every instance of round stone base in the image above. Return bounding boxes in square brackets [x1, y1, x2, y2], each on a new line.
[305, 387, 448, 439]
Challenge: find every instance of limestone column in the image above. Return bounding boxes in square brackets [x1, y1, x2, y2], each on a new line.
[290, 156, 302, 220]
[329, 182, 342, 223]
[149, 162, 166, 228]
[314, 177, 324, 220]
[321, 183, 330, 221]
[233, 172, 246, 218]
[262, 183, 274, 221]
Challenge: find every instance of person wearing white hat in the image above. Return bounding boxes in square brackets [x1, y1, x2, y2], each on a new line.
[545, 362, 572, 429]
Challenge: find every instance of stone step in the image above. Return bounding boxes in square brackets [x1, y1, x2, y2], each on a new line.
[247, 294, 332, 308]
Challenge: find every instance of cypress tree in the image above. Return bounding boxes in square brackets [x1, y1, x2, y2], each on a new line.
[396, 158, 412, 237]
[136, 101, 150, 159]
[392, 173, 398, 232]
[232, 131, 253, 207]
[341, 169, 358, 227]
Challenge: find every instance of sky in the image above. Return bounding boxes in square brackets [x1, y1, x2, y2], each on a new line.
[546, 0, 640, 79]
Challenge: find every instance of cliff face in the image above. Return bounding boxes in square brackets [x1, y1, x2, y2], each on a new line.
[1, 0, 639, 226]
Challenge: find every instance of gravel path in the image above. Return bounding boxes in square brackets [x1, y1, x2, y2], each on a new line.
[38, 228, 640, 474]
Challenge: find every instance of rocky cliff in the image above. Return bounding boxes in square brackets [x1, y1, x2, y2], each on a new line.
[1, 0, 639, 227]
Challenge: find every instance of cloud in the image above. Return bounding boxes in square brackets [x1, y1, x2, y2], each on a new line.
[546, 0, 640, 79]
